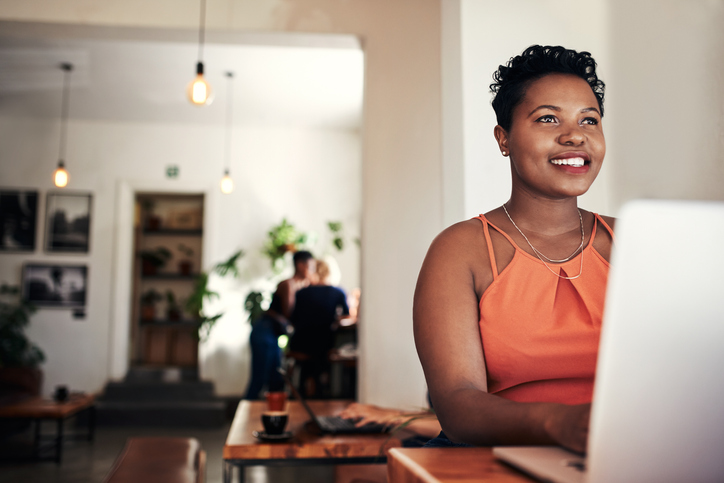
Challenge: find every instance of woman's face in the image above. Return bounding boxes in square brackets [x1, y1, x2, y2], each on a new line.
[495, 73, 605, 200]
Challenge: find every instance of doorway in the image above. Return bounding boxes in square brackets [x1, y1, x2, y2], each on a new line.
[131, 193, 204, 369]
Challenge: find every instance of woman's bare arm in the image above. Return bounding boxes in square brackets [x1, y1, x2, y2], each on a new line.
[413, 221, 590, 452]
[338, 403, 441, 439]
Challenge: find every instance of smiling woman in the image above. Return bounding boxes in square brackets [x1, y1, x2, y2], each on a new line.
[414, 45, 615, 452]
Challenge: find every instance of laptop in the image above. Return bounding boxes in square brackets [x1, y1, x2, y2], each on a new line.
[494, 200, 724, 483]
[277, 368, 388, 434]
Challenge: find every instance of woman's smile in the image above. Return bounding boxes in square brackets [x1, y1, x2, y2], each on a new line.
[550, 151, 590, 173]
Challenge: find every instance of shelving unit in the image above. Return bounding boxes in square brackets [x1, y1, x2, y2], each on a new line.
[131, 193, 204, 368]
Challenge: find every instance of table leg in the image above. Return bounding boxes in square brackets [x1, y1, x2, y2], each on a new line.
[55, 418, 64, 465]
[33, 419, 41, 461]
[88, 405, 96, 441]
[223, 461, 245, 483]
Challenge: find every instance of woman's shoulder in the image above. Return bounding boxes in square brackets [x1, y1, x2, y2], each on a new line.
[599, 214, 616, 231]
[588, 211, 616, 232]
[588, 211, 616, 262]
[421, 217, 493, 287]
[434, 217, 486, 244]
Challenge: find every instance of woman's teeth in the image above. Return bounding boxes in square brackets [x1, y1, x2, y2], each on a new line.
[550, 157, 585, 167]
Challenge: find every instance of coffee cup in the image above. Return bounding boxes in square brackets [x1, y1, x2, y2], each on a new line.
[262, 411, 288, 435]
[54, 385, 69, 402]
[265, 391, 287, 411]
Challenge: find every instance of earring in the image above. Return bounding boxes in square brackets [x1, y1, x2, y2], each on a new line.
[502, 151, 508, 156]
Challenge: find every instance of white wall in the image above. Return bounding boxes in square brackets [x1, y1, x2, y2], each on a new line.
[0, 0, 443, 409]
[453, 0, 724, 219]
[606, 0, 724, 209]
[457, 0, 612, 218]
[0, 116, 361, 397]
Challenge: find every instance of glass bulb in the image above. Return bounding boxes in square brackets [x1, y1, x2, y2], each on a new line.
[220, 173, 234, 194]
[53, 165, 69, 188]
[187, 74, 213, 106]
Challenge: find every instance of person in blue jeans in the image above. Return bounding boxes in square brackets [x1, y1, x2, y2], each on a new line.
[244, 251, 315, 399]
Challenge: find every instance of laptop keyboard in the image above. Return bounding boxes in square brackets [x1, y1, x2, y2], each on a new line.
[318, 416, 387, 433]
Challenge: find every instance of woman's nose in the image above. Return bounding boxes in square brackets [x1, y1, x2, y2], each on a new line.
[558, 124, 585, 145]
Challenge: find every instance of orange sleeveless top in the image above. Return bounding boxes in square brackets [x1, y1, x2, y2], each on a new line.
[477, 213, 614, 405]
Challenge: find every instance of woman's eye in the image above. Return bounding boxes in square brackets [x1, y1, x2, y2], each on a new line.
[536, 115, 557, 123]
[581, 117, 599, 125]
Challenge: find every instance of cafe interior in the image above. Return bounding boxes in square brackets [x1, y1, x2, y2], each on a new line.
[0, 1, 722, 482]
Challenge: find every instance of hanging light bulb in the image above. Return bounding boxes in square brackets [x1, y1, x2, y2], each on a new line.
[220, 71, 235, 194]
[220, 169, 234, 194]
[54, 161, 69, 188]
[187, 62, 213, 105]
[54, 63, 73, 188]
[188, 0, 213, 106]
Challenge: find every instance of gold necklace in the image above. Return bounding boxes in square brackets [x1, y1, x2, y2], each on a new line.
[502, 204, 584, 280]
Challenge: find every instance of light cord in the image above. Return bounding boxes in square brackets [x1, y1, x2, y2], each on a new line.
[224, 72, 234, 172]
[58, 63, 73, 163]
[197, 0, 206, 62]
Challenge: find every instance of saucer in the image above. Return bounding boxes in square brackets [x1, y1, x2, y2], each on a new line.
[253, 430, 293, 442]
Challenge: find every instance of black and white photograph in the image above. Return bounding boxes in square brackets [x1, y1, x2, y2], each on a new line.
[22, 264, 88, 307]
[0, 189, 38, 252]
[45, 192, 92, 253]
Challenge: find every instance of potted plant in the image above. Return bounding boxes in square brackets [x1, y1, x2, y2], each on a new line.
[140, 288, 163, 321]
[141, 199, 162, 231]
[0, 284, 45, 401]
[139, 246, 172, 275]
[177, 243, 194, 276]
[327, 221, 345, 251]
[186, 250, 244, 341]
[165, 290, 182, 321]
[262, 219, 308, 272]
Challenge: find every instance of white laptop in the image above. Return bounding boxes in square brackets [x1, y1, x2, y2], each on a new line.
[494, 200, 724, 483]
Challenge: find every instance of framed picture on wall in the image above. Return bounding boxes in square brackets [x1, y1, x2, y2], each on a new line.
[22, 264, 88, 308]
[0, 189, 38, 252]
[45, 192, 92, 253]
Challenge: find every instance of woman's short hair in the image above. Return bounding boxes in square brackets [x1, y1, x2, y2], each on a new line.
[490, 45, 605, 132]
[315, 260, 330, 284]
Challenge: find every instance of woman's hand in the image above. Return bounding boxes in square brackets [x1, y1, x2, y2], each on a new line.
[541, 403, 591, 454]
[338, 403, 404, 428]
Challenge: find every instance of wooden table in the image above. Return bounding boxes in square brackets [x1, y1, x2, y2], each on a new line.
[387, 448, 534, 483]
[0, 393, 96, 464]
[223, 400, 403, 483]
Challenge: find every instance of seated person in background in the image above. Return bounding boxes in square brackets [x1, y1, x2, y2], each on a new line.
[244, 251, 315, 399]
[289, 259, 349, 398]
[414, 45, 615, 451]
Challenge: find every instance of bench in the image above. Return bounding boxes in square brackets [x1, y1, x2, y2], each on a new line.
[103, 437, 205, 483]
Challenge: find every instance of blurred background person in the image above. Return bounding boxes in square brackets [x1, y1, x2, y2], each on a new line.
[244, 251, 316, 399]
[288, 259, 349, 398]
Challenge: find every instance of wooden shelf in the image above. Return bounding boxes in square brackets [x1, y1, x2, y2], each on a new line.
[140, 320, 199, 327]
[142, 229, 202, 236]
[141, 273, 199, 280]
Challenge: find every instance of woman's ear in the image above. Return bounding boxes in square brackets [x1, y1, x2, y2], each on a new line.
[494, 125, 509, 157]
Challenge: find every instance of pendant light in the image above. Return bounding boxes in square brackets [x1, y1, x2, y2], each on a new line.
[53, 62, 73, 188]
[187, 0, 213, 106]
[220, 71, 234, 194]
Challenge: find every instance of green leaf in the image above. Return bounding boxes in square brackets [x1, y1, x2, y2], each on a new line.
[213, 249, 244, 278]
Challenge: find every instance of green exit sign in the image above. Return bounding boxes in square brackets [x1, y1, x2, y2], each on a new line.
[166, 165, 179, 179]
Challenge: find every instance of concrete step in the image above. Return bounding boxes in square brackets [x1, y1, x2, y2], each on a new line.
[95, 400, 226, 428]
[124, 366, 199, 383]
[101, 381, 216, 401]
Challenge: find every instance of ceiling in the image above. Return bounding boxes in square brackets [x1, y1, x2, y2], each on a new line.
[0, 23, 364, 129]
